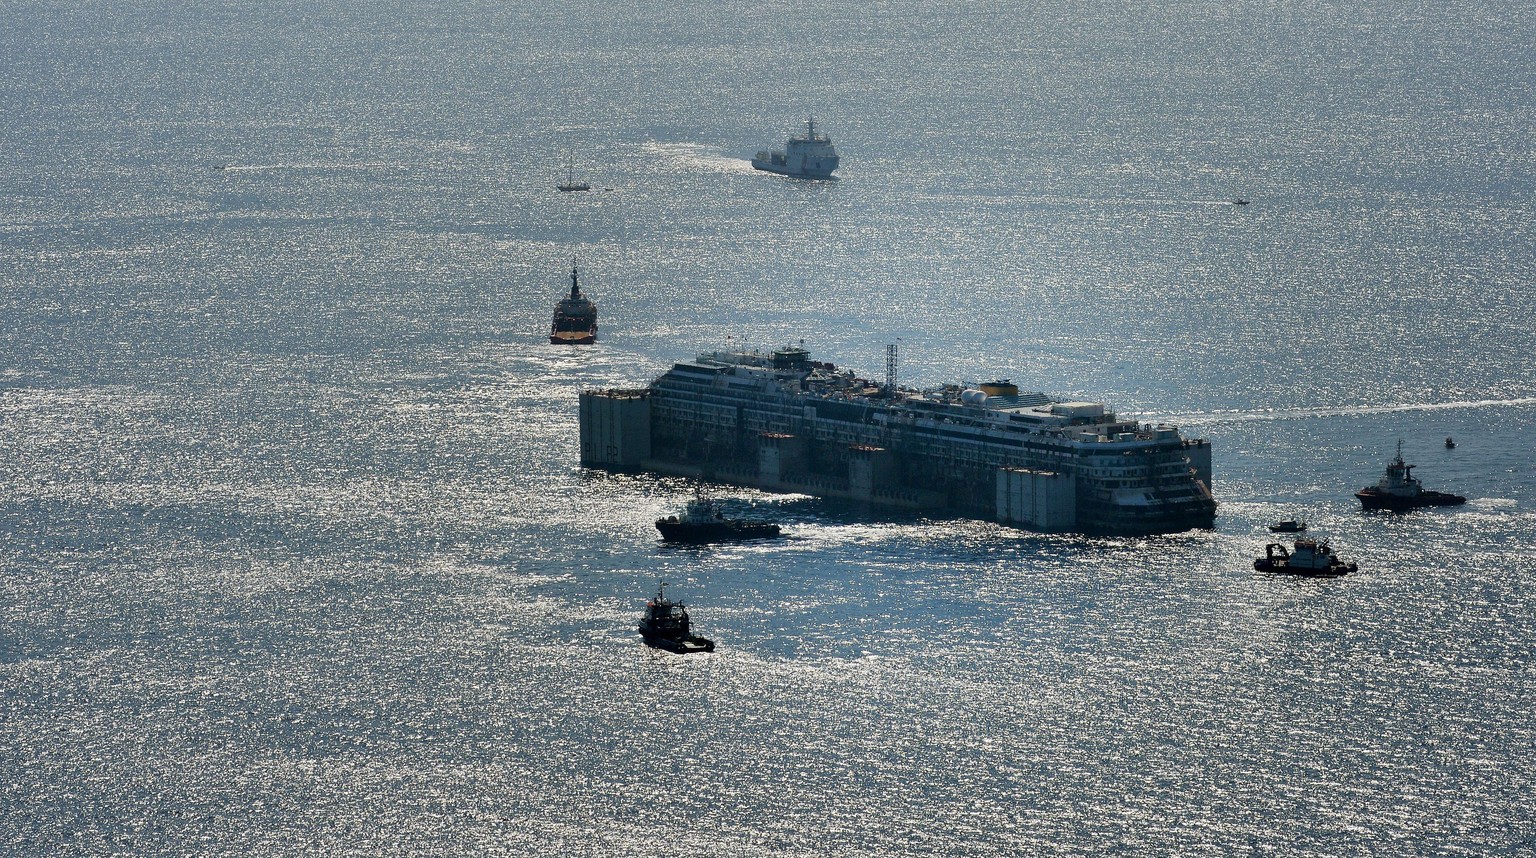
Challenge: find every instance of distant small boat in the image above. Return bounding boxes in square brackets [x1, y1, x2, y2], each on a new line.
[1445, 437, 1456, 449]
[1233, 198, 1250, 206]
[556, 155, 590, 192]
[1268, 519, 1307, 533]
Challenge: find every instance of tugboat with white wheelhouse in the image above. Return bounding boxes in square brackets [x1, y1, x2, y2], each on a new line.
[1254, 539, 1357, 577]
[638, 582, 715, 653]
[549, 265, 597, 345]
[1355, 440, 1465, 511]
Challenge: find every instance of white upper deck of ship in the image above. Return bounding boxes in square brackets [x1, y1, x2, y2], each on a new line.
[676, 348, 1188, 447]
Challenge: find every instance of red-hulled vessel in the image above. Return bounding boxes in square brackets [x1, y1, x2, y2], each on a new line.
[1355, 441, 1465, 511]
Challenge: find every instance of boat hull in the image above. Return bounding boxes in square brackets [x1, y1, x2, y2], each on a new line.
[1077, 503, 1215, 536]
[750, 159, 837, 180]
[639, 628, 715, 653]
[1254, 558, 1354, 577]
[550, 331, 596, 345]
[1355, 489, 1466, 511]
[655, 518, 782, 543]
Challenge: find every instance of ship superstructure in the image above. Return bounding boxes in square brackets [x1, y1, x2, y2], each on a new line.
[581, 346, 1216, 535]
[751, 117, 839, 180]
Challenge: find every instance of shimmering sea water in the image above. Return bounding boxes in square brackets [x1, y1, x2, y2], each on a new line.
[3, 1, 1535, 854]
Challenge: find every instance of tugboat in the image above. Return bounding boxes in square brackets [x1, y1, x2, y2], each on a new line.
[655, 489, 782, 543]
[1268, 519, 1307, 533]
[751, 117, 839, 180]
[1355, 440, 1466, 511]
[549, 265, 597, 344]
[1254, 539, 1357, 577]
[638, 582, 715, 653]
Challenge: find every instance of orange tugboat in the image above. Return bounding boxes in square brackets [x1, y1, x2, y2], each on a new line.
[549, 265, 597, 345]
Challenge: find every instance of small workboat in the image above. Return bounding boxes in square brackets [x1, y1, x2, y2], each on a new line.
[1268, 519, 1307, 533]
[656, 489, 781, 543]
[638, 583, 715, 653]
[1254, 539, 1356, 577]
[1445, 437, 1456, 449]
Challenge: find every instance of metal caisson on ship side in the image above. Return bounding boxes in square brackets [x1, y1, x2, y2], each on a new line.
[580, 346, 1216, 536]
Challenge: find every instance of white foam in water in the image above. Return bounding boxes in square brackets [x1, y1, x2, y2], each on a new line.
[639, 141, 755, 173]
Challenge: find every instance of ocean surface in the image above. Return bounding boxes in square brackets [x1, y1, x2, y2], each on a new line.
[3, 1, 1535, 854]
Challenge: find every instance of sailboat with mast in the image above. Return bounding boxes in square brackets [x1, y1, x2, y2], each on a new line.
[556, 151, 590, 192]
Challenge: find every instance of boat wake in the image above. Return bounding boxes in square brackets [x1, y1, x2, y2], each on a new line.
[218, 162, 398, 173]
[639, 141, 753, 174]
[1144, 396, 1536, 427]
[1468, 497, 1519, 509]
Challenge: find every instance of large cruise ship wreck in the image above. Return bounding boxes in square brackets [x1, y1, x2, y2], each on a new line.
[580, 346, 1215, 535]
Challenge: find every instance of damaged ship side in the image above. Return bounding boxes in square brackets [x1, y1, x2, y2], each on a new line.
[580, 346, 1215, 536]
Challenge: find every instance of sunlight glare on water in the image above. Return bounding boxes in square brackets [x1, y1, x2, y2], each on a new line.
[2, 0, 1534, 855]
